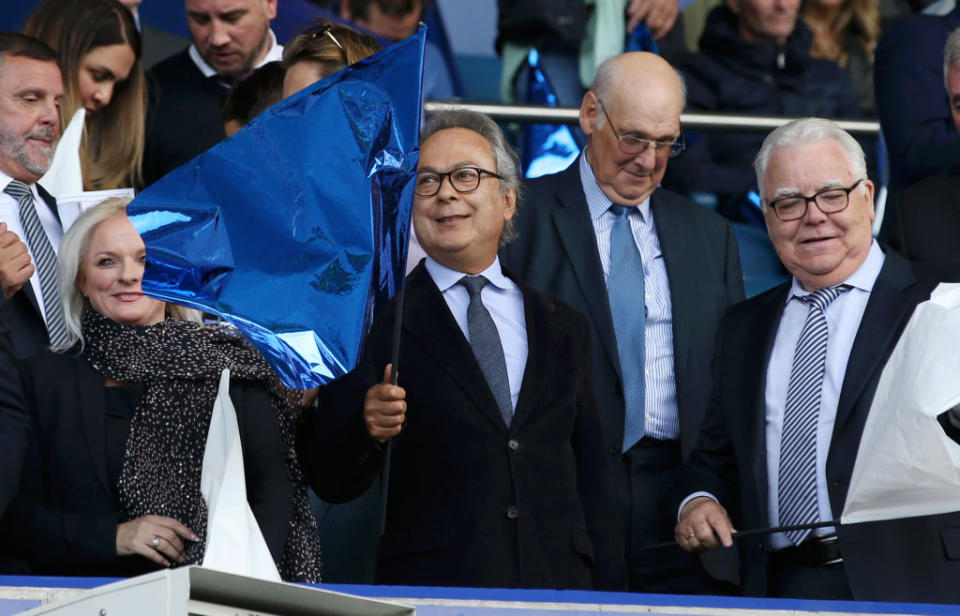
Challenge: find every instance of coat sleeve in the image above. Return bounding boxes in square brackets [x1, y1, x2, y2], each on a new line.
[233, 383, 294, 563]
[296, 308, 392, 504]
[678, 311, 741, 518]
[0, 297, 28, 517]
[3, 364, 118, 571]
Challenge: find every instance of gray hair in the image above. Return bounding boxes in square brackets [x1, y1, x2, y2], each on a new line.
[420, 109, 523, 243]
[945, 28, 960, 90]
[591, 54, 687, 129]
[753, 117, 868, 200]
[55, 196, 201, 352]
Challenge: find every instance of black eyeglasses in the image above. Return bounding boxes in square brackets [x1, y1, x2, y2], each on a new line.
[598, 100, 685, 157]
[414, 166, 504, 197]
[766, 179, 866, 221]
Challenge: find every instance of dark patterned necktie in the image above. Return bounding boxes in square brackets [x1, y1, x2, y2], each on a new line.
[460, 275, 513, 427]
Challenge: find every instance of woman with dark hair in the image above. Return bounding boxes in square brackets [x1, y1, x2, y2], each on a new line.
[24, 0, 146, 189]
[3, 198, 323, 580]
[281, 20, 381, 98]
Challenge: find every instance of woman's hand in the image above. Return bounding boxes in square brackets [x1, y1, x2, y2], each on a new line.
[116, 515, 199, 567]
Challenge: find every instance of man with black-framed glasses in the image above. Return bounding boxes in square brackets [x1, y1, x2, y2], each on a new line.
[675, 118, 951, 602]
[301, 108, 626, 590]
[502, 51, 744, 594]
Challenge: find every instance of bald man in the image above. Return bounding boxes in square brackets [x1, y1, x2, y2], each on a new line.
[502, 52, 744, 593]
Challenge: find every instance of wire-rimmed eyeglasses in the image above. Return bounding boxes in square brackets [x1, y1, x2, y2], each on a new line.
[414, 166, 505, 197]
[597, 100, 686, 157]
[766, 179, 866, 221]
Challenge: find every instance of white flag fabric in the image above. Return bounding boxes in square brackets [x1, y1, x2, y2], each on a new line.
[842, 283, 960, 524]
[200, 368, 282, 581]
[39, 107, 84, 197]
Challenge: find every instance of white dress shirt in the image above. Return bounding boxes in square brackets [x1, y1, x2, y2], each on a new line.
[424, 256, 528, 411]
[188, 30, 283, 84]
[764, 240, 885, 548]
[0, 172, 62, 323]
[579, 152, 679, 440]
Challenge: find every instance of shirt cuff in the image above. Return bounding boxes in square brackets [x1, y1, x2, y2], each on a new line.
[678, 491, 719, 522]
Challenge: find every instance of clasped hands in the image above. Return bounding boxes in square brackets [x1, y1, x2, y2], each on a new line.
[0, 222, 34, 300]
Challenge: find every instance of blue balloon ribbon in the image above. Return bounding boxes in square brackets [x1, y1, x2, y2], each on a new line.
[129, 27, 426, 389]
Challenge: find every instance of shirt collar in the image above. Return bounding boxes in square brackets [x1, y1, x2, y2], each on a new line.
[424, 255, 512, 293]
[787, 239, 885, 302]
[188, 30, 283, 79]
[578, 150, 651, 223]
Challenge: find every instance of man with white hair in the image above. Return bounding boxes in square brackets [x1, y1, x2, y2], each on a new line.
[674, 118, 955, 601]
[887, 28, 960, 273]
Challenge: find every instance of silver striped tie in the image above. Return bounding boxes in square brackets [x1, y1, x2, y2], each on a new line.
[4, 180, 68, 347]
[778, 284, 850, 545]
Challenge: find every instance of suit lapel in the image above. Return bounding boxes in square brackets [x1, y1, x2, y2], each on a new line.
[651, 193, 696, 381]
[511, 280, 563, 431]
[76, 357, 113, 500]
[36, 184, 62, 227]
[834, 251, 920, 431]
[402, 265, 510, 435]
[748, 284, 790, 524]
[549, 163, 621, 379]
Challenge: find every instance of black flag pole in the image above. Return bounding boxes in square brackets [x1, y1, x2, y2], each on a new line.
[640, 519, 841, 552]
[380, 281, 406, 535]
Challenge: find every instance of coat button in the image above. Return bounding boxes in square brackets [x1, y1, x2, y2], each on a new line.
[508, 439, 520, 450]
[506, 506, 519, 519]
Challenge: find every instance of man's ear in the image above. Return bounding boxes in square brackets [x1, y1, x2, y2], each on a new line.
[579, 90, 600, 137]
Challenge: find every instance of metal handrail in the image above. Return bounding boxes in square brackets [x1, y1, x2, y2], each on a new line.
[423, 101, 881, 135]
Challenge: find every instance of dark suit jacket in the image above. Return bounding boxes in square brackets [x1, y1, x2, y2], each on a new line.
[875, 7, 960, 192]
[680, 249, 960, 602]
[2, 353, 293, 577]
[887, 165, 960, 279]
[500, 161, 744, 466]
[299, 263, 626, 590]
[0, 297, 27, 518]
[5, 184, 60, 360]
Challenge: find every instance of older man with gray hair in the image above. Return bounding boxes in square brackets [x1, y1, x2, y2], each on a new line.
[503, 51, 743, 593]
[674, 117, 960, 602]
[887, 28, 960, 273]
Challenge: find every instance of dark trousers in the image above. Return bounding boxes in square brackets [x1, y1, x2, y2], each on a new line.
[624, 437, 734, 594]
[768, 545, 854, 600]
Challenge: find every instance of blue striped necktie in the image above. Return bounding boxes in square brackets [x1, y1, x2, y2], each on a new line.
[4, 180, 68, 347]
[460, 275, 513, 427]
[607, 205, 646, 452]
[778, 284, 851, 545]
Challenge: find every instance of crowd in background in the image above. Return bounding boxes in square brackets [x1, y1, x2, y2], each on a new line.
[1, 0, 960, 606]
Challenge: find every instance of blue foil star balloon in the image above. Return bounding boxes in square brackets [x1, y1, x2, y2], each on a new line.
[129, 27, 426, 389]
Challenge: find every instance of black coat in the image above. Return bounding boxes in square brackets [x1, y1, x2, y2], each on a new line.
[2, 353, 293, 577]
[0, 297, 27, 518]
[680, 249, 960, 602]
[887, 165, 960, 279]
[299, 263, 626, 590]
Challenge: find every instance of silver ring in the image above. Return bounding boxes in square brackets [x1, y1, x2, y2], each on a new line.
[151, 536, 161, 549]
[687, 532, 695, 539]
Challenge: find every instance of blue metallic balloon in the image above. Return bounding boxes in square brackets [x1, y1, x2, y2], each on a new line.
[129, 27, 426, 389]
